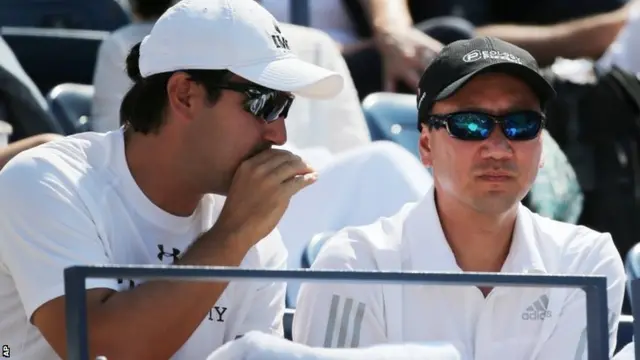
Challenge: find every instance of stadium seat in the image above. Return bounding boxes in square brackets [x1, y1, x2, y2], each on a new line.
[626, 243, 640, 304]
[302, 232, 334, 269]
[362, 92, 420, 158]
[46, 83, 93, 135]
[0, 0, 130, 32]
[283, 308, 294, 341]
[1, 27, 108, 94]
[360, 92, 583, 224]
[617, 315, 634, 354]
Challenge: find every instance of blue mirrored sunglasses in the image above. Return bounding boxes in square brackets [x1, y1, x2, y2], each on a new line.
[423, 111, 546, 141]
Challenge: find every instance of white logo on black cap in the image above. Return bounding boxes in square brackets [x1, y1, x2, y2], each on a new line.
[417, 92, 427, 109]
[462, 50, 523, 64]
[463, 50, 482, 63]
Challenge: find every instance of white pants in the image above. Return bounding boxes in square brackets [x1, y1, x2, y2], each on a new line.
[278, 141, 433, 306]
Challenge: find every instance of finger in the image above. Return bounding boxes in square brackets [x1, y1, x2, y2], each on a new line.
[244, 148, 293, 167]
[237, 149, 297, 178]
[279, 172, 318, 198]
[269, 157, 315, 183]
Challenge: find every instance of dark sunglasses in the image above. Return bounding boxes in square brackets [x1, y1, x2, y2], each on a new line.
[423, 110, 546, 141]
[218, 82, 294, 122]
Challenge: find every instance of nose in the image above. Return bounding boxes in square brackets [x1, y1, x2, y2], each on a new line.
[480, 126, 513, 160]
[262, 117, 287, 146]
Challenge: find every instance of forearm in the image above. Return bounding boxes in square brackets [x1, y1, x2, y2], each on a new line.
[359, 0, 413, 33]
[477, 6, 630, 66]
[86, 227, 250, 360]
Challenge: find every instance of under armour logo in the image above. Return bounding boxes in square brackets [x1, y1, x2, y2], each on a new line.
[157, 244, 181, 262]
[208, 306, 228, 322]
[117, 278, 136, 289]
[271, 22, 289, 50]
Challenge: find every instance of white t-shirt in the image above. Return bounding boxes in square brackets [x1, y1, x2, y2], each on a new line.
[293, 187, 626, 360]
[0, 130, 287, 360]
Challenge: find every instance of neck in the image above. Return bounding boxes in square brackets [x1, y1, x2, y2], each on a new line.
[434, 187, 518, 273]
[124, 130, 202, 217]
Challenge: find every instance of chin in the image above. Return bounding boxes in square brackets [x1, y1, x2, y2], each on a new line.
[472, 193, 520, 214]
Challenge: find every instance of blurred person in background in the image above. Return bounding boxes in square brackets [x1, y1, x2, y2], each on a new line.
[262, 0, 630, 99]
[261, 0, 469, 99]
[91, 0, 175, 133]
[476, 0, 636, 68]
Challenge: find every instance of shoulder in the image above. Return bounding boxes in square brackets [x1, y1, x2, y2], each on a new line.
[0, 132, 116, 210]
[313, 203, 417, 271]
[529, 211, 622, 275]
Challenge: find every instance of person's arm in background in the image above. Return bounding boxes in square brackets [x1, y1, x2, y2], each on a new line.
[358, 0, 443, 91]
[533, 234, 625, 359]
[91, 34, 134, 132]
[476, 1, 634, 66]
[0, 133, 62, 170]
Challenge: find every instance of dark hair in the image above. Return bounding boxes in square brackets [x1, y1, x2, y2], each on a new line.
[128, 0, 174, 20]
[120, 42, 232, 134]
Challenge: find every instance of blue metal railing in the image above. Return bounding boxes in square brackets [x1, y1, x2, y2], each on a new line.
[629, 278, 640, 359]
[64, 265, 610, 360]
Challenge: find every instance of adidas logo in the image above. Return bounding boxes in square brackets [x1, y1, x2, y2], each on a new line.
[521, 294, 552, 321]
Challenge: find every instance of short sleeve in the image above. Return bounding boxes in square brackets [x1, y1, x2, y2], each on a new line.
[0, 153, 119, 320]
[293, 233, 387, 348]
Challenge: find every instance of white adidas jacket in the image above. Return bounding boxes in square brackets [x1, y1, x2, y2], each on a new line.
[293, 187, 625, 360]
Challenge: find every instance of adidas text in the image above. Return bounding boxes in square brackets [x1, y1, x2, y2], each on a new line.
[522, 310, 552, 321]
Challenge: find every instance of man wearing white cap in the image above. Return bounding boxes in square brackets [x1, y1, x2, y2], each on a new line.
[0, 0, 343, 359]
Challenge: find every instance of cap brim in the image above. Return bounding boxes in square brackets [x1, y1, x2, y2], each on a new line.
[229, 55, 344, 99]
[435, 62, 556, 105]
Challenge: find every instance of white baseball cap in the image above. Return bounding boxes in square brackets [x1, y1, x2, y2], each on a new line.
[138, 0, 344, 99]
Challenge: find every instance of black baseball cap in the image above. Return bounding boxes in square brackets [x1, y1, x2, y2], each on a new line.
[417, 36, 556, 126]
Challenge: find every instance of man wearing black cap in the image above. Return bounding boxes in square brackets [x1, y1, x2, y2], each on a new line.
[293, 37, 625, 359]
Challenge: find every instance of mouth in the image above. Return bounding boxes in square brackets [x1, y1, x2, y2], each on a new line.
[476, 172, 515, 182]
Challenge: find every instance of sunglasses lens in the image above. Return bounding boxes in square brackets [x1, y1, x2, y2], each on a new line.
[249, 91, 293, 122]
[448, 113, 494, 140]
[503, 112, 543, 140]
